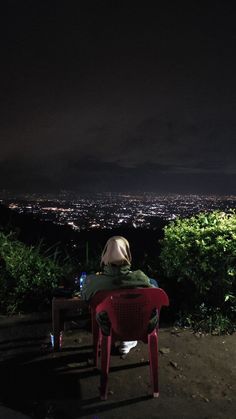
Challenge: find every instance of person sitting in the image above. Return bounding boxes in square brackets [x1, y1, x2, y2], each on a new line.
[81, 236, 158, 354]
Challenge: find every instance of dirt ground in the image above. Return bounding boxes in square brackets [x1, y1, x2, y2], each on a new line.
[0, 312, 235, 419]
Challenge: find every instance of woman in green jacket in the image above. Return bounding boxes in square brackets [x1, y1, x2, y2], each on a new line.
[81, 236, 156, 355]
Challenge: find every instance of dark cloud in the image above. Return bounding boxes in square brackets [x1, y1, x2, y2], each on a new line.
[1, 2, 236, 193]
[117, 114, 236, 174]
[1, 154, 235, 196]
[0, 159, 54, 191]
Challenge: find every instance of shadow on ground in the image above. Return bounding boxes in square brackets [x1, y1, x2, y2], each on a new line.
[0, 313, 235, 419]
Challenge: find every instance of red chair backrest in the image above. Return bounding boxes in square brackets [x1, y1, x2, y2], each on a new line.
[94, 288, 169, 341]
[90, 287, 169, 309]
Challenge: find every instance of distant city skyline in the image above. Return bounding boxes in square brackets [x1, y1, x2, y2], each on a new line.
[2, 192, 236, 231]
[1, 2, 236, 194]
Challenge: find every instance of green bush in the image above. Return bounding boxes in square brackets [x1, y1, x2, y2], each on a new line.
[0, 232, 68, 313]
[160, 211, 236, 332]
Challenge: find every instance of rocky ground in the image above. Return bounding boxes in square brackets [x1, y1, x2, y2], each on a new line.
[0, 312, 235, 419]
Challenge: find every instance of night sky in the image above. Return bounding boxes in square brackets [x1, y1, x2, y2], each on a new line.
[1, 1, 236, 194]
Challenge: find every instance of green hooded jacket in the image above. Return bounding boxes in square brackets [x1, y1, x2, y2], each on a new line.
[81, 264, 152, 302]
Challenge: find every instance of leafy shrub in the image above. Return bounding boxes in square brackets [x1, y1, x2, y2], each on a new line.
[0, 231, 69, 313]
[175, 304, 236, 335]
[160, 211, 236, 332]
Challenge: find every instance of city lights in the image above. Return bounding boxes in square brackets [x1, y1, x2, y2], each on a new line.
[2, 192, 236, 232]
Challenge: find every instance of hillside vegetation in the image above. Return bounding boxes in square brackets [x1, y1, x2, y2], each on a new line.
[0, 231, 70, 313]
[0, 206, 235, 333]
[160, 211, 236, 333]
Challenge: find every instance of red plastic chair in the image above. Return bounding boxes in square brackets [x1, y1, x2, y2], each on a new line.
[90, 289, 135, 366]
[91, 288, 169, 400]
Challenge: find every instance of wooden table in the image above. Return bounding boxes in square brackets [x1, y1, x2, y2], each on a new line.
[52, 296, 88, 350]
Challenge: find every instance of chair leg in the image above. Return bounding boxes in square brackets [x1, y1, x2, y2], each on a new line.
[91, 311, 100, 367]
[100, 334, 112, 401]
[95, 330, 102, 369]
[148, 330, 159, 397]
[95, 326, 100, 368]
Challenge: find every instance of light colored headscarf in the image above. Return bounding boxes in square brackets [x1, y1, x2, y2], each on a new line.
[101, 236, 132, 266]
